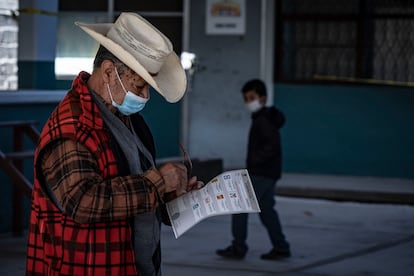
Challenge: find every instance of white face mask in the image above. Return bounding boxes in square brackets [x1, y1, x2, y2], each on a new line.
[107, 67, 149, 116]
[246, 99, 263, 113]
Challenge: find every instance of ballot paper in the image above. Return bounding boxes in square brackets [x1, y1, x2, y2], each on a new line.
[166, 169, 260, 238]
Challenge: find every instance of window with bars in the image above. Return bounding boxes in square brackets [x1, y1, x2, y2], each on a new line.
[275, 0, 414, 86]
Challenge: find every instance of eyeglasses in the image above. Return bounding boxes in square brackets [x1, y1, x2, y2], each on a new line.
[179, 143, 192, 179]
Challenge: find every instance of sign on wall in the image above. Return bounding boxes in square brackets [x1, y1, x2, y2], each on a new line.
[206, 0, 245, 35]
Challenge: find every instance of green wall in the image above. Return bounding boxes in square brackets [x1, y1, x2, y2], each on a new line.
[276, 83, 414, 178]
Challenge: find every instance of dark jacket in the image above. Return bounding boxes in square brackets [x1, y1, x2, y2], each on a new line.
[246, 106, 285, 180]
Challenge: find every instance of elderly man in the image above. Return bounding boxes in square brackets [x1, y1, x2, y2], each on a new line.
[26, 13, 201, 276]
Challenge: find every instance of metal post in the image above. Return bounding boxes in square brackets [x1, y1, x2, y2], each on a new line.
[107, 0, 114, 21]
[180, 0, 191, 151]
[260, 0, 275, 106]
[12, 126, 23, 236]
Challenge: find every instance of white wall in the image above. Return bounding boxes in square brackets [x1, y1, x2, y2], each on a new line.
[187, 0, 265, 169]
[0, 0, 18, 89]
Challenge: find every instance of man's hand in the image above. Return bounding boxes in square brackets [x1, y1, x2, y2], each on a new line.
[158, 162, 205, 200]
[158, 162, 188, 196]
[187, 176, 205, 192]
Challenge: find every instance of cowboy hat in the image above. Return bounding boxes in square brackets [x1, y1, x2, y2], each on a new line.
[75, 12, 187, 103]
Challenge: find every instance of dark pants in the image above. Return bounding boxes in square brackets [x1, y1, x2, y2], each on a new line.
[231, 175, 290, 252]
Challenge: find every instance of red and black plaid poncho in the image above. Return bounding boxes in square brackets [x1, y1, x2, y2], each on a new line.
[26, 72, 141, 275]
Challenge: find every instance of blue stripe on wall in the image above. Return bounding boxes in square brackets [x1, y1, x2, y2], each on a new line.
[276, 83, 414, 179]
[141, 91, 182, 158]
[18, 61, 72, 89]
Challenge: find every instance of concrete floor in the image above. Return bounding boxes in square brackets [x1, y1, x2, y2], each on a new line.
[1, 195, 414, 276]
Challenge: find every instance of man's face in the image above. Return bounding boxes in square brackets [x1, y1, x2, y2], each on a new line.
[116, 64, 149, 99]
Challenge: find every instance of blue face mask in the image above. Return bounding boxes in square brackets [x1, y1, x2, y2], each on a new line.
[107, 68, 149, 116]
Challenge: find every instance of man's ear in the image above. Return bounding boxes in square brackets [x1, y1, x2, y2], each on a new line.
[101, 60, 114, 83]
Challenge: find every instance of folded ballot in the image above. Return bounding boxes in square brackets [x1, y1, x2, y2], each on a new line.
[166, 169, 261, 238]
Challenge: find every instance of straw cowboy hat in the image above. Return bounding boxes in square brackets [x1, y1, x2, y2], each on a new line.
[75, 12, 187, 103]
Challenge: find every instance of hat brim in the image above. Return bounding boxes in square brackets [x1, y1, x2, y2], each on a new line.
[75, 22, 187, 103]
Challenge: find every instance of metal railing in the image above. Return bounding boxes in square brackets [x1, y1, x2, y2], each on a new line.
[0, 120, 39, 236]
